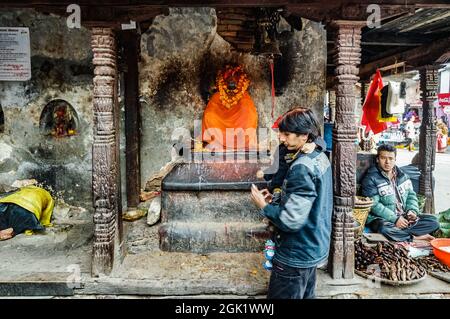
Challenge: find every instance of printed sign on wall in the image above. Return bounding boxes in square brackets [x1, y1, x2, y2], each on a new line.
[0, 27, 31, 81]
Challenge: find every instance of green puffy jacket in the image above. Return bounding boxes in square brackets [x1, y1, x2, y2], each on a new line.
[361, 165, 419, 225]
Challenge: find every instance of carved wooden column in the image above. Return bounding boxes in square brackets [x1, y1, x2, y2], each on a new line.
[329, 90, 336, 123]
[419, 65, 439, 215]
[329, 21, 364, 279]
[91, 28, 120, 276]
[361, 82, 370, 104]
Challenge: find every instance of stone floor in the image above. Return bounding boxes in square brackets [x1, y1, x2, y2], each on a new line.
[1, 150, 449, 298]
[1, 216, 449, 298]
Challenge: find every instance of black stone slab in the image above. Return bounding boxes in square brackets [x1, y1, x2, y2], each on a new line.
[159, 221, 270, 253]
[162, 161, 269, 191]
[0, 281, 74, 296]
[161, 191, 263, 223]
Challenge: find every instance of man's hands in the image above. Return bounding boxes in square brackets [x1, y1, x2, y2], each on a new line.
[250, 184, 272, 209]
[395, 211, 418, 229]
[406, 211, 417, 222]
[395, 216, 409, 229]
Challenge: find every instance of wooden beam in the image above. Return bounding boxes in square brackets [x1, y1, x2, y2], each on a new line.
[362, 32, 440, 45]
[378, 61, 405, 71]
[327, 40, 422, 46]
[118, 30, 142, 210]
[399, 10, 450, 32]
[1, 0, 450, 8]
[0, 4, 167, 29]
[359, 36, 450, 80]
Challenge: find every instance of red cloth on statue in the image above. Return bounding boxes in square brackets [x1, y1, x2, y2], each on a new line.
[202, 92, 258, 150]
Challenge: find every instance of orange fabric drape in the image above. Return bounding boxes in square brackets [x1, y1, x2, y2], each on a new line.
[202, 92, 258, 150]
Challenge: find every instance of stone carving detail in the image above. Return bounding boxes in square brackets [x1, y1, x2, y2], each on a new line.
[91, 27, 119, 276]
[329, 21, 363, 279]
[419, 65, 439, 214]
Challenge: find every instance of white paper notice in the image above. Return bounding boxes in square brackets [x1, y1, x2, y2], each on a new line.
[0, 27, 31, 81]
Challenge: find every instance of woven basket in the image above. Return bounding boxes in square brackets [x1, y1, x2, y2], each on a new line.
[353, 207, 371, 238]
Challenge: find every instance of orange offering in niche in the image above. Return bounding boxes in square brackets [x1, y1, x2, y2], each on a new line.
[201, 65, 258, 150]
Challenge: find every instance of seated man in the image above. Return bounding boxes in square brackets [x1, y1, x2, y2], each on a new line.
[0, 182, 54, 240]
[361, 144, 439, 242]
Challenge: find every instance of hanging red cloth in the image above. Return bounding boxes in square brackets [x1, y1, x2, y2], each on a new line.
[361, 70, 387, 134]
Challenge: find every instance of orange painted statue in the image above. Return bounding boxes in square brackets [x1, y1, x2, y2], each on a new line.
[201, 65, 258, 150]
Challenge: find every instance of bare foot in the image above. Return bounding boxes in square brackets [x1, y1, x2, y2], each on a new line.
[0, 228, 14, 240]
[413, 234, 435, 242]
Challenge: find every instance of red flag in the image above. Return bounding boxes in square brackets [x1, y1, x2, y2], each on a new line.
[361, 70, 387, 134]
[271, 114, 283, 129]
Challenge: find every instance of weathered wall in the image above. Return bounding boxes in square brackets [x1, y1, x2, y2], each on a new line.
[0, 9, 93, 208]
[0, 8, 327, 210]
[139, 8, 327, 182]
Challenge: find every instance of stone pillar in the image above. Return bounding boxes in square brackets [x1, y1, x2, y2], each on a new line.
[419, 65, 439, 215]
[91, 28, 120, 276]
[329, 21, 364, 279]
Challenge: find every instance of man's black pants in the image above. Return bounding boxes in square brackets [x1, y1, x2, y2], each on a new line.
[267, 260, 316, 299]
[368, 215, 440, 242]
[0, 203, 43, 234]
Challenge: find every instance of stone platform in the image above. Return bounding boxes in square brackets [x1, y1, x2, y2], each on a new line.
[159, 159, 271, 253]
[1, 217, 449, 298]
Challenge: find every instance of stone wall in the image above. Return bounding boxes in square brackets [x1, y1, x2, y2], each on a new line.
[0, 9, 93, 208]
[139, 8, 327, 183]
[0, 8, 327, 210]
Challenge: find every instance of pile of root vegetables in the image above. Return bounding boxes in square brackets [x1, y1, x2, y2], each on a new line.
[415, 255, 450, 273]
[355, 239, 426, 282]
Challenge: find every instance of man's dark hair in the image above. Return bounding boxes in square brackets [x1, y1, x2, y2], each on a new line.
[377, 144, 397, 158]
[278, 107, 321, 143]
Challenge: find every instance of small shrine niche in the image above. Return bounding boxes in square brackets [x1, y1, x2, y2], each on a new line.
[39, 99, 78, 138]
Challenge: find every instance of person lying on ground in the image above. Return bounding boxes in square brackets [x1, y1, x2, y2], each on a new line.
[0, 182, 54, 241]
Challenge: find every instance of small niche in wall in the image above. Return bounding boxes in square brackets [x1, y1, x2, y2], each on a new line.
[39, 99, 79, 138]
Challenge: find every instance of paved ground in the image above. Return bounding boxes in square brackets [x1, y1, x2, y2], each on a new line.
[396, 148, 450, 214]
[1, 216, 449, 298]
[1, 149, 449, 298]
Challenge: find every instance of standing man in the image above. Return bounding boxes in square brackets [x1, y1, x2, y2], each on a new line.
[251, 108, 333, 299]
[361, 144, 439, 242]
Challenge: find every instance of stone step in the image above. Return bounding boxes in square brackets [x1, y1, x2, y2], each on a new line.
[161, 190, 262, 223]
[0, 272, 75, 296]
[159, 221, 270, 253]
[0, 222, 93, 251]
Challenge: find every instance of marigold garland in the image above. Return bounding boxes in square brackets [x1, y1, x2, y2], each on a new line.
[216, 65, 250, 109]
